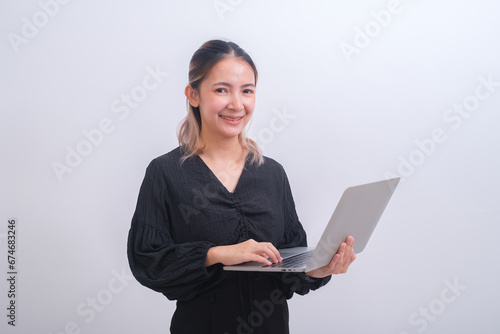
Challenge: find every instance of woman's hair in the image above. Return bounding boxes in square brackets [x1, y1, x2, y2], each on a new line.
[177, 39, 263, 165]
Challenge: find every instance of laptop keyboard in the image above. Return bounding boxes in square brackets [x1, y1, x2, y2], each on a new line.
[262, 250, 315, 268]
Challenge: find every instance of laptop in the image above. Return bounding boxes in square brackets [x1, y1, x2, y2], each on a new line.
[223, 177, 400, 273]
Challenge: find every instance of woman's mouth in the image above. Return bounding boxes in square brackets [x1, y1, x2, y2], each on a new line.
[219, 115, 244, 121]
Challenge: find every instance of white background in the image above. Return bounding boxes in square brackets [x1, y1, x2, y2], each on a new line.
[1, 0, 499, 333]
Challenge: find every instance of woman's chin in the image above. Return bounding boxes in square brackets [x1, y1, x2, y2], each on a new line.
[219, 126, 245, 139]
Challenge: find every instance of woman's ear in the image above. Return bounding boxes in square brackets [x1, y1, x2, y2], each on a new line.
[185, 85, 199, 107]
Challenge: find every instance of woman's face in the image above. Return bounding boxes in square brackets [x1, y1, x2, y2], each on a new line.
[189, 56, 256, 143]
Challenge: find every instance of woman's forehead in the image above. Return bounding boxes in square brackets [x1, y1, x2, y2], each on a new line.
[204, 57, 256, 84]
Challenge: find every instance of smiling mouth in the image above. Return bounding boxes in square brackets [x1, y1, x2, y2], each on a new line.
[219, 115, 244, 121]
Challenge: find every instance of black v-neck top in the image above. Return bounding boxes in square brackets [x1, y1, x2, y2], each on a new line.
[127, 147, 330, 302]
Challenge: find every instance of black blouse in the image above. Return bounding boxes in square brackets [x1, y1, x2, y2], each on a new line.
[127, 147, 330, 302]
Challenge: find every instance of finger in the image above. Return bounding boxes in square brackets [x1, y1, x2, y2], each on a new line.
[333, 242, 347, 274]
[337, 242, 346, 261]
[249, 243, 279, 264]
[240, 240, 274, 265]
[251, 254, 273, 266]
[345, 235, 354, 247]
[328, 242, 345, 271]
[344, 236, 356, 268]
[341, 241, 354, 271]
[255, 242, 281, 263]
[335, 237, 356, 273]
[261, 243, 282, 263]
[328, 253, 340, 270]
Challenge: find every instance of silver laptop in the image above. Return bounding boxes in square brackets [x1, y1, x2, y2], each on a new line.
[223, 177, 400, 273]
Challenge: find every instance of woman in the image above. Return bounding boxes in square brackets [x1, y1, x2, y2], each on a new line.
[127, 40, 356, 333]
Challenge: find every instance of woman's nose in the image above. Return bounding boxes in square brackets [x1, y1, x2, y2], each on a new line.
[228, 93, 243, 111]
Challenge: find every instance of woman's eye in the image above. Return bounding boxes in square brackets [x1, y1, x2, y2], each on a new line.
[215, 88, 227, 93]
[243, 89, 254, 94]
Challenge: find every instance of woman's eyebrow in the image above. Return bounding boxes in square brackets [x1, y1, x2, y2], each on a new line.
[212, 82, 256, 88]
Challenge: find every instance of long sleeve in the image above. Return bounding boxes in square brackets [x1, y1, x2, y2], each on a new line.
[127, 158, 225, 301]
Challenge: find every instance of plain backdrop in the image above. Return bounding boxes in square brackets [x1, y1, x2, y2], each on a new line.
[1, 0, 499, 333]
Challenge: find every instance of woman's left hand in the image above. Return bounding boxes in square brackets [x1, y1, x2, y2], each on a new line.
[305, 236, 356, 278]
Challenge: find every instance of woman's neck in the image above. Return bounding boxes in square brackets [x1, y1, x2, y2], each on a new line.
[199, 136, 245, 163]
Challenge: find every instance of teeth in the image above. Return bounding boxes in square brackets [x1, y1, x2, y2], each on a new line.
[220, 115, 243, 121]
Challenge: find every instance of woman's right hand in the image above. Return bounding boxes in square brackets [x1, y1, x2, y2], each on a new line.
[206, 239, 282, 267]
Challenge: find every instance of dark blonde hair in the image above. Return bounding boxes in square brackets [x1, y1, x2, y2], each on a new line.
[177, 40, 263, 165]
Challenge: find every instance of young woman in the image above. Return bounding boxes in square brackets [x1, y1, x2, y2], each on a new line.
[127, 40, 356, 334]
